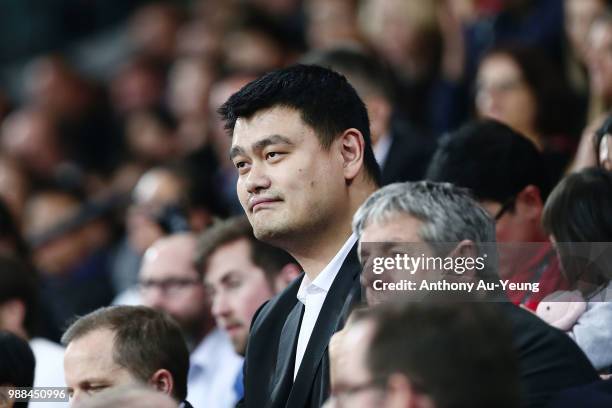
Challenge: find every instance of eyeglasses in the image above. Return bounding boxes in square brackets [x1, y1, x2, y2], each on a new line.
[328, 377, 387, 407]
[494, 196, 516, 221]
[139, 278, 202, 296]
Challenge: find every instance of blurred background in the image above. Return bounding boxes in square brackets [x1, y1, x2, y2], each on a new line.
[0, 0, 610, 342]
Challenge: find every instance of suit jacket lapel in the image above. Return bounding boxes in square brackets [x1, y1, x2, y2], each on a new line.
[270, 301, 304, 406]
[286, 245, 362, 407]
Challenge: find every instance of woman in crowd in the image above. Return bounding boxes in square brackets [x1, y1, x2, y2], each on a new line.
[541, 167, 612, 371]
[475, 45, 580, 180]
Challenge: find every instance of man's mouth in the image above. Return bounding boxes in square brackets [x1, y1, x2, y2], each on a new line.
[248, 197, 281, 213]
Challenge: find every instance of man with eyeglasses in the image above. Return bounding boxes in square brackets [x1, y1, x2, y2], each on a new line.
[426, 119, 569, 310]
[326, 302, 521, 408]
[139, 233, 242, 408]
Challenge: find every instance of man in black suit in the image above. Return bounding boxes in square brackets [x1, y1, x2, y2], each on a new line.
[219, 64, 380, 408]
[352, 181, 599, 408]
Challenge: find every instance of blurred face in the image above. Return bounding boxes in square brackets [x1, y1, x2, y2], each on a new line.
[64, 328, 143, 406]
[565, 0, 606, 62]
[204, 238, 275, 354]
[589, 21, 612, 100]
[24, 193, 87, 276]
[230, 106, 347, 246]
[328, 319, 384, 408]
[476, 55, 538, 139]
[139, 236, 208, 338]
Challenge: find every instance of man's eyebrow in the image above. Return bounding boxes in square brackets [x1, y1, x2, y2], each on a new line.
[229, 145, 246, 161]
[252, 135, 294, 152]
[229, 135, 294, 161]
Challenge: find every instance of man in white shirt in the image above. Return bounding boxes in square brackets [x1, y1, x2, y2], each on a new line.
[220, 64, 379, 407]
[139, 233, 242, 408]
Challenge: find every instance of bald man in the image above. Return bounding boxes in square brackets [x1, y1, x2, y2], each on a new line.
[139, 233, 243, 408]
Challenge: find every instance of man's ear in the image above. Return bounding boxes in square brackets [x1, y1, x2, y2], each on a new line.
[149, 369, 174, 397]
[448, 239, 478, 280]
[515, 184, 543, 222]
[338, 128, 365, 183]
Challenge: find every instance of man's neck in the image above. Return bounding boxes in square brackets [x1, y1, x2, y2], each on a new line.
[288, 184, 376, 281]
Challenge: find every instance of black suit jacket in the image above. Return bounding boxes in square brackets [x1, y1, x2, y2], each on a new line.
[497, 302, 599, 408]
[239, 244, 362, 408]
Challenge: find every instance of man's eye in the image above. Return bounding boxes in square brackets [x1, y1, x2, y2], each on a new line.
[266, 152, 282, 160]
[235, 161, 246, 169]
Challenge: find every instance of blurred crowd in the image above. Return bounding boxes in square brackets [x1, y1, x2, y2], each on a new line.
[1, 0, 612, 407]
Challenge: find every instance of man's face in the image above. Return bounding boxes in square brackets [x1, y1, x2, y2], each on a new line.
[204, 238, 275, 354]
[139, 236, 208, 337]
[64, 328, 143, 406]
[329, 319, 385, 408]
[230, 106, 347, 245]
[359, 214, 431, 305]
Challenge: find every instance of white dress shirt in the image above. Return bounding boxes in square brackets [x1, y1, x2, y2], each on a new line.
[187, 328, 244, 408]
[29, 338, 69, 408]
[294, 234, 358, 380]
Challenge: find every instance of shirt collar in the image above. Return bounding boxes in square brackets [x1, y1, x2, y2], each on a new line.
[296, 234, 358, 303]
[189, 328, 226, 371]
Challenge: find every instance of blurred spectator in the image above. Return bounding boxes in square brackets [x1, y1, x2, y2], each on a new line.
[0, 330, 35, 408]
[195, 216, 300, 401]
[0, 156, 29, 225]
[327, 302, 520, 408]
[0, 109, 67, 186]
[222, 14, 289, 73]
[304, 0, 364, 50]
[358, 0, 468, 134]
[587, 11, 612, 120]
[23, 55, 121, 178]
[113, 163, 222, 292]
[426, 120, 569, 309]
[128, 2, 184, 65]
[303, 48, 436, 184]
[109, 55, 166, 115]
[73, 385, 178, 408]
[0, 255, 67, 407]
[197, 216, 299, 355]
[23, 188, 115, 341]
[541, 168, 612, 371]
[62, 306, 191, 407]
[124, 107, 179, 166]
[138, 233, 242, 408]
[167, 57, 216, 155]
[563, 0, 609, 96]
[352, 181, 599, 407]
[475, 45, 581, 176]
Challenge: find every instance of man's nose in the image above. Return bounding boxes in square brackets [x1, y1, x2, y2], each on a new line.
[245, 162, 271, 194]
[211, 292, 232, 319]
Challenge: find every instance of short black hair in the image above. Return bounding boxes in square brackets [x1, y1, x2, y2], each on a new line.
[218, 64, 381, 184]
[426, 119, 553, 203]
[61, 306, 189, 402]
[195, 216, 297, 286]
[0, 256, 38, 336]
[367, 301, 520, 408]
[0, 330, 35, 408]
